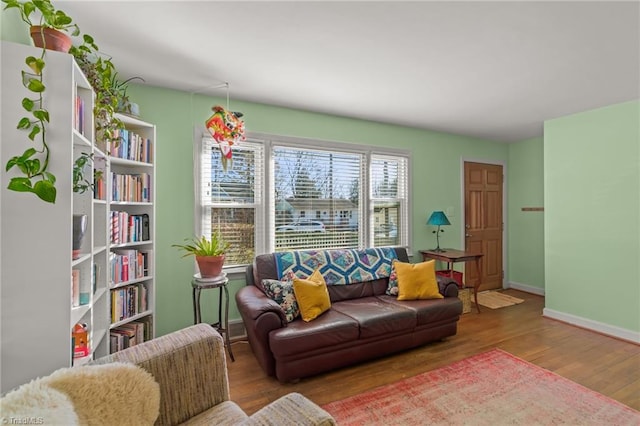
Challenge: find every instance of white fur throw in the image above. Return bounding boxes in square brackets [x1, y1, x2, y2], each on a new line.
[1, 362, 159, 426]
[1, 379, 79, 425]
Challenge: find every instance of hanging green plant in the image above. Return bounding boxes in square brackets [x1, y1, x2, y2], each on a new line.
[4, 33, 56, 202]
[70, 38, 130, 152]
[2, 0, 81, 203]
[4, 0, 136, 203]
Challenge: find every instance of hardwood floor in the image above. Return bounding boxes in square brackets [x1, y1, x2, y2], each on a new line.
[226, 289, 640, 414]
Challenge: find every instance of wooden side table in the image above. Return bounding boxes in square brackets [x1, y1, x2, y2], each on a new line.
[419, 249, 484, 313]
[192, 277, 234, 361]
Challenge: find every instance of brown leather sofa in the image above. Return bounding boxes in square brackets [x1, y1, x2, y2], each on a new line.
[236, 247, 462, 382]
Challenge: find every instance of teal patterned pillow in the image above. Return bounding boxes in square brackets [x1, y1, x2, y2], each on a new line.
[386, 265, 399, 296]
[262, 279, 300, 322]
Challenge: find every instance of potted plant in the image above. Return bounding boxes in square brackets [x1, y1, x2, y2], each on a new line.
[2, 0, 81, 203]
[172, 232, 230, 278]
[111, 73, 145, 117]
[69, 35, 126, 154]
[2, 0, 80, 52]
[2, 0, 121, 204]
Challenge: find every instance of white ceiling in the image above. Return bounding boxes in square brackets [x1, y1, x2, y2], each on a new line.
[57, 1, 639, 142]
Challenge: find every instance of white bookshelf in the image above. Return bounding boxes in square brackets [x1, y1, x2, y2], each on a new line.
[107, 113, 156, 353]
[0, 42, 109, 393]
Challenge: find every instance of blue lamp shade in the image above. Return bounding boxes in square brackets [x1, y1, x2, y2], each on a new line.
[426, 211, 451, 226]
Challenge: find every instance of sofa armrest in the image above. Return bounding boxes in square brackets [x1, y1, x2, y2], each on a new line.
[236, 285, 288, 377]
[236, 285, 287, 324]
[242, 392, 336, 426]
[436, 275, 460, 298]
[92, 324, 228, 426]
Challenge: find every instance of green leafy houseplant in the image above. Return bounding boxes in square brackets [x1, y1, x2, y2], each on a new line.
[173, 232, 230, 278]
[73, 152, 102, 194]
[3, 0, 80, 203]
[70, 36, 118, 148]
[112, 73, 145, 116]
[172, 232, 230, 257]
[4, 0, 135, 203]
[70, 41, 137, 152]
[3, 0, 79, 37]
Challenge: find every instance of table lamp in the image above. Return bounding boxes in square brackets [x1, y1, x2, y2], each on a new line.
[426, 211, 450, 252]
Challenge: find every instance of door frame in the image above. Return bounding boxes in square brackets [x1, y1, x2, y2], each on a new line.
[459, 157, 508, 289]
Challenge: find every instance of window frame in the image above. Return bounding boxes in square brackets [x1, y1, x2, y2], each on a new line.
[196, 129, 412, 270]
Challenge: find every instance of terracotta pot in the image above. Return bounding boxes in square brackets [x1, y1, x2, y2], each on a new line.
[30, 26, 72, 53]
[196, 255, 225, 278]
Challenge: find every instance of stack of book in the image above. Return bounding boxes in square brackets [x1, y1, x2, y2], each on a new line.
[194, 272, 227, 284]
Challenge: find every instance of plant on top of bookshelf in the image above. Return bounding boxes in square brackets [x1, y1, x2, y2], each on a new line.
[111, 74, 145, 117]
[2, 0, 79, 52]
[3, 0, 138, 203]
[69, 36, 126, 153]
[1, 0, 84, 203]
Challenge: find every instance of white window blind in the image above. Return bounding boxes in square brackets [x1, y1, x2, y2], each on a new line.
[370, 154, 408, 247]
[200, 138, 264, 267]
[272, 146, 364, 251]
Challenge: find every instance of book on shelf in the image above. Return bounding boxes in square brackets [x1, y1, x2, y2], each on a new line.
[93, 172, 105, 200]
[71, 269, 80, 307]
[111, 172, 152, 203]
[109, 315, 153, 354]
[74, 95, 85, 136]
[110, 128, 153, 163]
[110, 283, 148, 323]
[110, 212, 151, 245]
[110, 249, 150, 284]
[92, 263, 100, 294]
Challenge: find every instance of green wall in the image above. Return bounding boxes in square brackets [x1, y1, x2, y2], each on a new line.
[507, 137, 545, 292]
[0, 10, 509, 337]
[1, 7, 30, 44]
[544, 100, 640, 334]
[125, 84, 509, 336]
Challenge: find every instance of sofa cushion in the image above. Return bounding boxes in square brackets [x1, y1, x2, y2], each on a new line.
[262, 279, 300, 323]
[385, 267, 400, 295]
[378, 295, 463, 325]
[394, 260, 443, 301]
[270, 310, 359, 356]
[180, 400, 248, 426]
[331, 297, 415, 339]
[293, 269, 331, 322]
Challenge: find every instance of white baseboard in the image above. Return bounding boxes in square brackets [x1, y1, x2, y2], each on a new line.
[506, 281, 545, 296]
[543, 308, 640, 344]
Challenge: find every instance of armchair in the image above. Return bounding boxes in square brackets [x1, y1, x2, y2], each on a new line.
[94, 324, 336, 425]
[1, 324, 335, 426]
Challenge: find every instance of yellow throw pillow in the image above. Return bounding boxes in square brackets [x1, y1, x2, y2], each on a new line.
[394, 260, 444, 301]
[293, 269, 331, 322]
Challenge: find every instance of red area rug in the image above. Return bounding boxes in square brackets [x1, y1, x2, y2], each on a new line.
[322, 349, 639, 425]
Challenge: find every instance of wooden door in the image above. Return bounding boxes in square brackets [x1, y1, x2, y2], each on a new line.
[464, 162, 503, 291]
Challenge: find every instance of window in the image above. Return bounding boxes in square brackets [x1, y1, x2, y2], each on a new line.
[198, 133, 410, 267]
[198, 138, 264, 267]
[371, 155, 407, 247]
